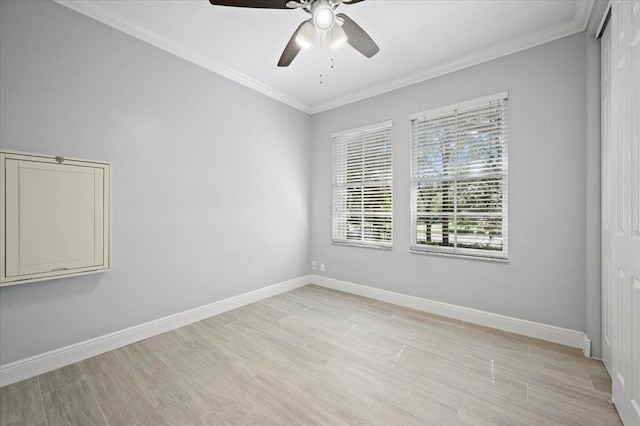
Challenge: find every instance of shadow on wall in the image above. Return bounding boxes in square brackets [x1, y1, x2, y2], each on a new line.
[0, 274, 104, 310]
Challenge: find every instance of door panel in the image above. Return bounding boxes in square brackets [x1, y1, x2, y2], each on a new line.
[604, 1, 640, 424]
[4, 159, 105, 277]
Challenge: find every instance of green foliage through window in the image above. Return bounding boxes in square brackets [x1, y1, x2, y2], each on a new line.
[411, 94, 508, 259]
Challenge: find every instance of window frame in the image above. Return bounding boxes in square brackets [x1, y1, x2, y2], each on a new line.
[410, 92, 508, 261]
[332, 120, 393, 250]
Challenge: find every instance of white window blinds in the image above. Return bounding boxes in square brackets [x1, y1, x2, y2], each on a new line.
[332, 120, 393, 248]
[410, 93, 508, 259]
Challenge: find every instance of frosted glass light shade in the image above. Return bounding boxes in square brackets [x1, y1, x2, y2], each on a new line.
[330, 24, 347, 49]
[295, 21, 315, 49]
[312, 0, 335, 31]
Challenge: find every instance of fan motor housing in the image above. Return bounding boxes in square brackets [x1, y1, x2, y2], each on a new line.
[311, 0, 335, 31]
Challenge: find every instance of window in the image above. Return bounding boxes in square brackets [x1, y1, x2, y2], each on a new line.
[410, 93, 508, 260]
[332, 120, 393, 248]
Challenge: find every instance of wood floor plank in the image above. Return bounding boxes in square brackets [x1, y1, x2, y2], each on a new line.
[156, 335, 266, 423]
[242, 372, 347, 425]
[590, 370, 613, 393]
[39, 363, 83, 394]
[99, 398, 168, 426]
[0, 377, 45, 426]
[136, 370, 215, 424]
[456, 396, 532, 426]
[186, 411, 227, 426]
[80, 350, 167, 426]
[116, 344, 212, 425]
[41, 380, 106, 426]
[0, 285, 623, 425]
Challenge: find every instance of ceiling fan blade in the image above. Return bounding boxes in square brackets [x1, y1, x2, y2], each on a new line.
[336, 13, 379, 58]
[278, 21, 307, 67]
[286, 1, 305, 8]
[209, 0, 289, 9]
[342, 0, 366, 4]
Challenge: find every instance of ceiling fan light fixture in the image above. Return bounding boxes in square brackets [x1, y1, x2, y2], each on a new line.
[312, 0, 335, 31]
[208, 0, 380, 67]
[295, 20, 315, 49]
[329, 24, 347, 49]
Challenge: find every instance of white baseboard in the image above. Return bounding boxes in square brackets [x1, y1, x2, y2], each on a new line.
[2, 274, 589, 387]
[583, 335, 592, 358]
[309, 275, 586, 350]
[0, 275, 310, 387]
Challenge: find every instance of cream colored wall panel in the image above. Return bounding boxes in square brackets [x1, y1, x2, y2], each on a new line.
[4, 159, 19, 278]
[11, 162, 98, 274]
[0, 151, 111, 286]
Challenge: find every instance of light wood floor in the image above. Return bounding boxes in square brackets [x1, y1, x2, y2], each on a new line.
[0, 285, 622, 425]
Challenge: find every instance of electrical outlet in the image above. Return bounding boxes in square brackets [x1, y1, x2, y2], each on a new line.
[320, 263, 325, 272]
[311, 261, 317, 271]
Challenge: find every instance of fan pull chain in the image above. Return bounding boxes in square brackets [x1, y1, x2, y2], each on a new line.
[320, 73, 323, 84]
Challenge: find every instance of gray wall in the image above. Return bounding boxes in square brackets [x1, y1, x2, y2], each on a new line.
[0, 0, 310, 364]
[310, 33, 595, 336]
[0, 0, 601, 364]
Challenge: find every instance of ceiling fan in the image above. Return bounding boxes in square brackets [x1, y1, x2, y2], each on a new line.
[208, 0, 380, 67]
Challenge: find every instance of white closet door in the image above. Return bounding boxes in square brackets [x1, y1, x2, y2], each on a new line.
[603, 1, 640, 424]
[4, 159, 106, 277]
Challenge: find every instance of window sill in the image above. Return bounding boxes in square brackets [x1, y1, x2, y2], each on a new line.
[410, 249, 509, 263]
[332, 241, 392, 251]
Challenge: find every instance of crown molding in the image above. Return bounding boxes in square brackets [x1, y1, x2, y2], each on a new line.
[53, 0, 313, 114]
[54, 0, 594, 116]
[309, 0, 596, 114]
[573, 0, 597, 32]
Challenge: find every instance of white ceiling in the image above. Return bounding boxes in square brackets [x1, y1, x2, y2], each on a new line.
[55, 0, 594, 114]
